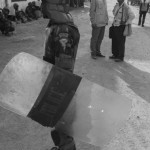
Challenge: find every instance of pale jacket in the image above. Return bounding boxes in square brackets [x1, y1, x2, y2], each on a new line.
[90, 0, 108, 27]
[113, 2, 135, 26]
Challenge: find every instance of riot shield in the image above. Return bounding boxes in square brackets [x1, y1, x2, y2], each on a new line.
[0, 52, 131, 148]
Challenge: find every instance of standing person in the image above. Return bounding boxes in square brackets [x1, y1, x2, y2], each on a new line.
[138, 0, 150, 27]
[109, 0, 135, 62]
[89, 0, 108, 59]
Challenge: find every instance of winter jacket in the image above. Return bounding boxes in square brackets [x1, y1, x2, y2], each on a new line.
[89, 0, 108, 27]
[113, 2, 135, 26]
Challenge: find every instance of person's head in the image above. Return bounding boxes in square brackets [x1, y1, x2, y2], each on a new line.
[13, 3, 19, 10]
[2, 7, 9, 16]
[28, 2, 32, 7]
[65, 4, 70, 13]
[32, 1, 36, 6]
[117, 0, 124, 5]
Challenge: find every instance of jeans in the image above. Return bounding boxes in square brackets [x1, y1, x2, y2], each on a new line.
[90, 26, 105, 56]
[138, 11, 147, 26]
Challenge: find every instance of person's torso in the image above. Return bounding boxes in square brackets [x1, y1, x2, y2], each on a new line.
[94, 0, 108, 26]
[113, 3, 129, 26]
[141, 3, 149, 11]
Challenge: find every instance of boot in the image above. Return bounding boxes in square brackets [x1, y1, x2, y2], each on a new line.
[51, 129, 76, 150]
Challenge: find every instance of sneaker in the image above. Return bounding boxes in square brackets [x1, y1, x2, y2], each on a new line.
[109, 55, 117, 59]
[96, 53, 105, 57]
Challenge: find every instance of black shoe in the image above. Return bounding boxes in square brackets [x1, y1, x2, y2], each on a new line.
[96, 53, 105, 57]
[91, 55, 97, 59]
[142, 24, 144, 27]
[51, 147, 59, 150]
[109, 55, 117, 59]
[115, 59, 124, 62]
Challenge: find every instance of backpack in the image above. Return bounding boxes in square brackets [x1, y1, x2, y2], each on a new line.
[43, 24, 80, 72]
[52, 25, 75, 71]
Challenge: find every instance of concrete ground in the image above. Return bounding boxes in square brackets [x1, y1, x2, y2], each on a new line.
[1, 0, 150, 149]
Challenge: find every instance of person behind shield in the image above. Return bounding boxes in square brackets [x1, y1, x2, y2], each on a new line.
[109, 0, 135, 62]
[89, 0, 108, 59]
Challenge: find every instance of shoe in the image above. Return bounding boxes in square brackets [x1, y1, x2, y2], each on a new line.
[91, 55, 97, 59]
[142, 24, 144, 27]
[115, 59, 124, 62]
[51, 147, 59, 150]
[109, 55, 117, 59]
[96, 53, 105, 57]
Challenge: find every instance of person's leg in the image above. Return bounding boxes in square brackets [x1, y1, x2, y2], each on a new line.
[90, 26, 101, 58]
[110, 26, 119, 58]
[138, 11, 142, 25]
[115, 25, 126, 62]
[142, 11, 147, 27]
[96, 26, 105, 57]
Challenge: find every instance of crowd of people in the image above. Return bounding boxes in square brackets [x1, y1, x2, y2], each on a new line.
[0, 1, 42, 36]
[0, 0, 87, 36]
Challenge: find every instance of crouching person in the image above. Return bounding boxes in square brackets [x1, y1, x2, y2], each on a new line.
[0, 9, 15, 36]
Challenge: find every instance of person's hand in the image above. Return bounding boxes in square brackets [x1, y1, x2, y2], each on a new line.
[92, 24, 96, 28]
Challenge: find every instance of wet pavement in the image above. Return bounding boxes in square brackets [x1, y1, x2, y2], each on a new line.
[0, 0, 150, 150]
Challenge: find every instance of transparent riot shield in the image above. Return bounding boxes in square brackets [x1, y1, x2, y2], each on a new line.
[0, 52, 131, 148]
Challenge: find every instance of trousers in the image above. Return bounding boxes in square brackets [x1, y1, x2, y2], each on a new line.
[111, 25, 126, 60]
[138, 11, 147, 26]
[90, 26, 105, 55]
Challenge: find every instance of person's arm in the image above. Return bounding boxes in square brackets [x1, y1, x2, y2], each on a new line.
[147, 3, 149, 12]
[89, 0, 96, 25]
[126, 7, 135, 25]
[112, 3, 118, 16]
[139, 2, 142, 14]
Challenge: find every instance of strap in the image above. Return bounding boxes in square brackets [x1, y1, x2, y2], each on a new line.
[28, 66, 82, 127]
[114, 3, 125, 25]
[121, 4, 124, 24]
